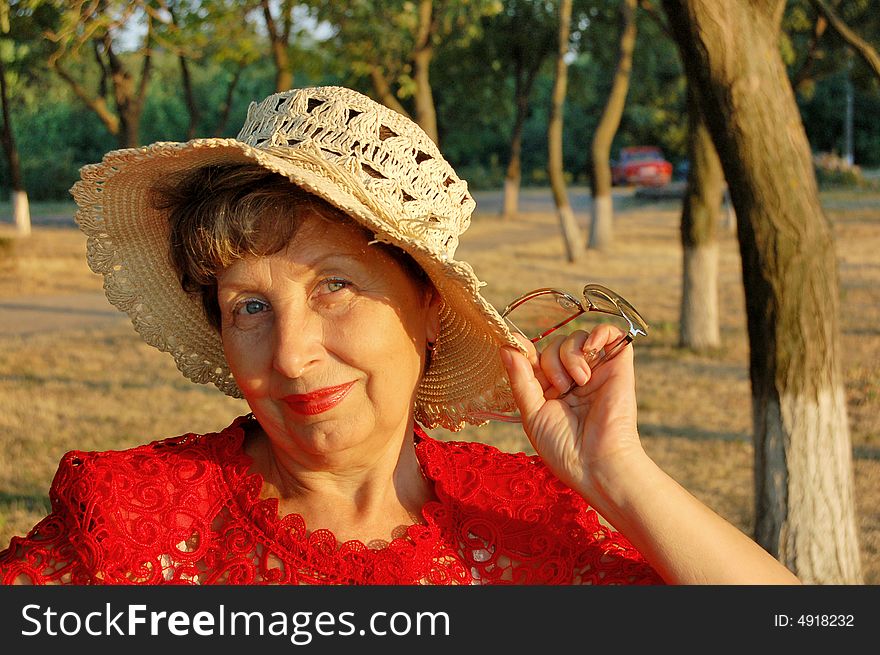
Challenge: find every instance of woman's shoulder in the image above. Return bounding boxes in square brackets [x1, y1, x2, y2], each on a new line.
[45, 415, 252, 535]
[52, 415, 248, 489]
[416, 428, 579, 509]
[0, 416, 251, 584]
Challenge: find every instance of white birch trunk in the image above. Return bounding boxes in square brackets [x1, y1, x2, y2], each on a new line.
[13, 190, 30, 237]
[502, 177, 520, 219]
[757, 388, 862, 583]
[588, 193, 613, 250]
[558, 204, 583, 263]
[679, 241, 720, 349]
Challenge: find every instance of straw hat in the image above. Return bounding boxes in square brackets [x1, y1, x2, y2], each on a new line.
[71, 86, 524, 431]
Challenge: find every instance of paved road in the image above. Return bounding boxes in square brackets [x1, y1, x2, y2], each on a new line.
[0, 293, 127, 336]
[0, 187, 667, 338]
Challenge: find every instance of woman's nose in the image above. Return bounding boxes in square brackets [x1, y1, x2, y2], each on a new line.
[271, 308, 324, 379]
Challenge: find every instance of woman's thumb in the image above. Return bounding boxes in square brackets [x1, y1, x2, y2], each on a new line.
[500, 346, 545, 421]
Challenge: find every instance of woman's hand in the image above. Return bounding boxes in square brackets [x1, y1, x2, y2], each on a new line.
[501, 327, 802, 584]
[499, 324, 646, 502]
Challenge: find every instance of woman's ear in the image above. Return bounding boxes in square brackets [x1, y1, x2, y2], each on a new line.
[425, 286, 442, 344]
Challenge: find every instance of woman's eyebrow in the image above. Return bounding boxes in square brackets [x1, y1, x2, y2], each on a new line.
[219, 248, 373, 291]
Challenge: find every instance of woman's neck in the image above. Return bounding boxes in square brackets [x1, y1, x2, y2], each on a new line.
[243, 420, 434, 545]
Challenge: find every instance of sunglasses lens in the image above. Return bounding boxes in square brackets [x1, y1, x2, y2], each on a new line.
[584, 285, 649, 336]
[584, 287, 620, 314]
[503, 292, 583, 342]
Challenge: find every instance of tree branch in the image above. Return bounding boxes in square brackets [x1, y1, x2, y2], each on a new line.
[92, 39, 109, 99]
[369, 65, 411, 118]
[810, 0, 880, 79]
[136, 15, 154, 103]
[639, 0, 673, 39]
[49, 59, 119, 134]
[791, 13, 828, 90]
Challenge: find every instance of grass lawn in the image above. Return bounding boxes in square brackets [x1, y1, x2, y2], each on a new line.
[0, 188, 877, 583]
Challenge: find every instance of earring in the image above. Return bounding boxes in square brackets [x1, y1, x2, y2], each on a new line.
[424, 341, 436, 374]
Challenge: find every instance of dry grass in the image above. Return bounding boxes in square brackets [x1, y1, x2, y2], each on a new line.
[0, 189, 878, 583]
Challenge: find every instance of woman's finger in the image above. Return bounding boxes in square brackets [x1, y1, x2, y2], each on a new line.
[499, 346, 547, 421]
[538, 334, 578, 395]
[581, 324, 632, 374]
[510, 332, 553, 393]
[558, 330, 591, 387]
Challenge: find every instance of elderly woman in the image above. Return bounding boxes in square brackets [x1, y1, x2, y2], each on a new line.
[0, 87, 797, 585]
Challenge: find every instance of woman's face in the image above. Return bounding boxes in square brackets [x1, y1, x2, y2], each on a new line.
[216, 211, 440, 461]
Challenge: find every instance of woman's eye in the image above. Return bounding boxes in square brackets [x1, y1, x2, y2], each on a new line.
[236, 299, 269, 316]
[325, 278, 350, 293]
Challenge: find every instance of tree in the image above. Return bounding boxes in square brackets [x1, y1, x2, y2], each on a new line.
[483, 0, 556, 219]
[784, 0, 880, 157]
[639, 0, 724, 350]
[548, 0, 582, 262]
[662, 0, 862, 583]
[587, 0, 637, 250]
[0, 1, 26, 234]
[809, 0, 880, 79]
[258, 0, 324, 94]
[316, 0, 501, 144]
[678, 81, 723, 351]
[163, 0, 263, 138]
[45, 0, 157, 148]
[0, 48, 27, 235]
[1, 0, 59, 232]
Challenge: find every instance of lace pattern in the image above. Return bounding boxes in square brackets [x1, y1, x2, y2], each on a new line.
[0, 416, 662, 585]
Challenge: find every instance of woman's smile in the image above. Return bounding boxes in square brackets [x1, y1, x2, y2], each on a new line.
[281, 381, 356, 415]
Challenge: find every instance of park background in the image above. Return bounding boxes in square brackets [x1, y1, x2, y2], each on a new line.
[0, 0, 878, 584]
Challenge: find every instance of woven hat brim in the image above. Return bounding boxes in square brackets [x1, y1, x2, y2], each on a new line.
[71, 138, 524, 431]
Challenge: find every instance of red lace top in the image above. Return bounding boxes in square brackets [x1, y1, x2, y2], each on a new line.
[0, 415, 662, 585]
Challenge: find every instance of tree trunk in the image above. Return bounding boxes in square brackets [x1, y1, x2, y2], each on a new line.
[679, 81, 722, 351]
[662, 0, 862, 583]
[0, 54, 29, 236]
[104, 30, 152, 148]
[112, 72, 143, 148]
[548, 0, 582, 263]
[51, 62, 120, 136]
[178, 54, 200, 140]
[502, 68, 532, 219]
[262, 0, 293, 92]
[588, 0, 638, 251]
[412, 0, 439, 144]
[213, 66, 243, 136]
[369, 65, 411, 118]
[169, 4, 200, 139]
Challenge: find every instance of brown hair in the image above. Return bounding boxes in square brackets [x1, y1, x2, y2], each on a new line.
[153, 164, 429, 330]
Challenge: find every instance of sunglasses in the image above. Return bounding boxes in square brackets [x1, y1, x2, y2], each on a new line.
[474, 283, 649, 423]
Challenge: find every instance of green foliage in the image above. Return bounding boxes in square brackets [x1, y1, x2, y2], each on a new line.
[798, 69, 880, 168]
[314, 0, 502, 107]
[2, 0, 879, 200]
[1, 101, 115, 201]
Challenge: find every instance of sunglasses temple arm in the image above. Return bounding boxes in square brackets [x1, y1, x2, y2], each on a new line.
[585, 333, 634, 370]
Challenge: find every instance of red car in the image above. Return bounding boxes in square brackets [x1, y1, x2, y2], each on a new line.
[611, 146, 673, 187]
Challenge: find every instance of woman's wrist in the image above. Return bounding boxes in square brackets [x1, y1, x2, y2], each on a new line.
[573, 438, 801, 584]
[574, 441, 658, 529]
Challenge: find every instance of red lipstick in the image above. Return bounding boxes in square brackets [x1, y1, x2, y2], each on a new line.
[281, 381, 355, 416]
